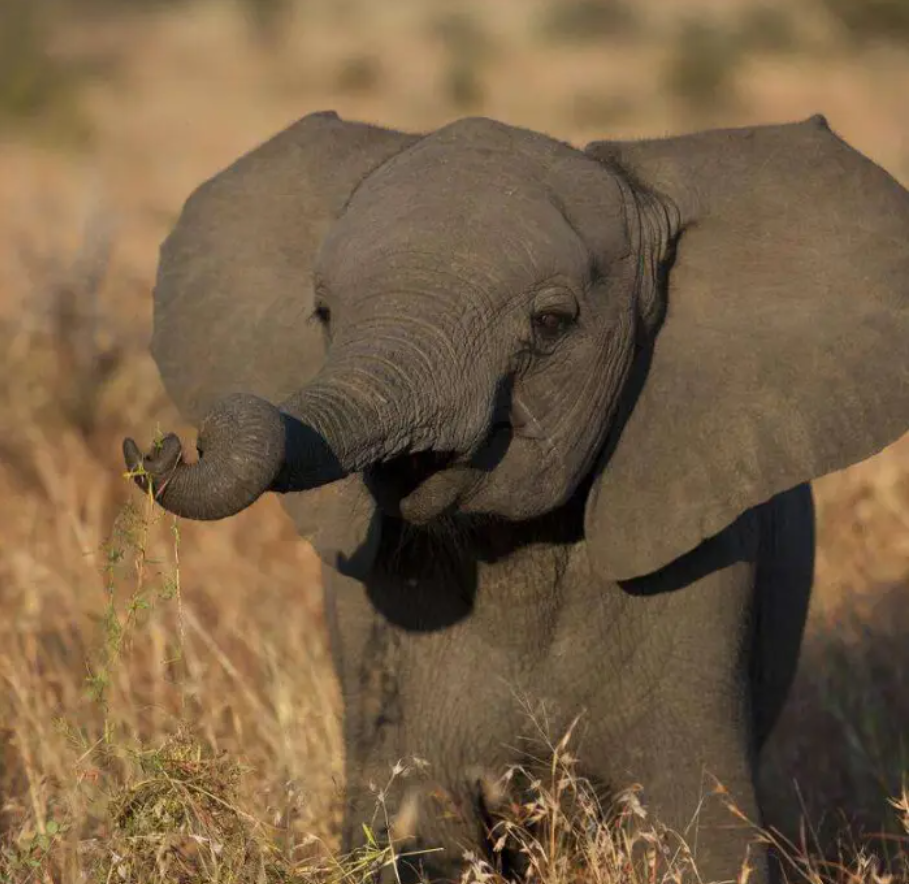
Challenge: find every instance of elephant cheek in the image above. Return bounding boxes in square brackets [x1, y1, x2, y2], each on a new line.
[460, 443, 573, 520]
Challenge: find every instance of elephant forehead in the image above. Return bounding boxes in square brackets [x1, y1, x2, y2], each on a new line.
[315, 127, 624, 302]
[338, 190, 577, 250]
[341, 123, 579, 230]
[318, 181, 589, 298]
[318, 206, 588, 307]
[318, 126, 630, 285]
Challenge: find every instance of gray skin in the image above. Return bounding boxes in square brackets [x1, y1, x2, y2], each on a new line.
[124, 112, 909, 883]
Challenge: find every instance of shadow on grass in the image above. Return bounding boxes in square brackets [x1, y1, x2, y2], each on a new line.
[760, 579, 909, 866]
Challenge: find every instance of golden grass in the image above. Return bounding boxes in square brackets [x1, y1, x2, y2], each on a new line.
[2, 1, 909, 881]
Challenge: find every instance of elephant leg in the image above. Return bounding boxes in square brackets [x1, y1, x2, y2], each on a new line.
[581, 674, 766, 883]
[338, 720, 497, 884]
[617, 716, 767, 882]
[325, 570, 495, 883]
[321, 570, 408, 870]
[589, 541, 771, 882]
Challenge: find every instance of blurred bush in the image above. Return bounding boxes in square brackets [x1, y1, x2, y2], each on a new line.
[334, 53, 383, 95]
[69, 0, 294, 42]
[570, 91, 635, 127]
[537, 0, 640, 43]
[0, 0, 299, 139]
[429, 11, 493, 111]
[0, 0, 86, 137]
[234, 0, 294, 46]
[736, 4, 800, 54]
[820, 0, 909, 48]
[663, 7, 803, 115]
[663, 19, 742, 113]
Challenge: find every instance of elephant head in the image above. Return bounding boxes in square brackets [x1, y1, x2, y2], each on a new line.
[124, 111, 909, 581]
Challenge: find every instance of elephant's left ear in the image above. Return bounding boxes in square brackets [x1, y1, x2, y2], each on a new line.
[583, 115, 909, 581]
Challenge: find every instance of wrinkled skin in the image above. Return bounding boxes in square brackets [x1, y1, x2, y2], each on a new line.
[124, 112, 909, 882]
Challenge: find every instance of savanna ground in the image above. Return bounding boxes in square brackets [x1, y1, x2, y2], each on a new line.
[2, 0, 909, 880]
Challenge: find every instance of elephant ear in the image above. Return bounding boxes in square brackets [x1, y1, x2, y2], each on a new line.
[583, 115, 909, 581]
[150, 110, 420, 559]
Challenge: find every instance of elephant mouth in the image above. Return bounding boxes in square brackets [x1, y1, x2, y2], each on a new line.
[381, 449, 458, 493]
[363, 421, 519, 522]
[365, 449, 473, 521]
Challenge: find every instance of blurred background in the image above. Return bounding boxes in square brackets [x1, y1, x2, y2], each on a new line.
[1, 0, 909, 877]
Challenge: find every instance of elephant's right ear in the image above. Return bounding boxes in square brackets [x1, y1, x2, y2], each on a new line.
[150, 110, 421, 550]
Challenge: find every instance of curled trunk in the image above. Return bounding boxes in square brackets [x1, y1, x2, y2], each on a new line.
[122, 368, 458, 522]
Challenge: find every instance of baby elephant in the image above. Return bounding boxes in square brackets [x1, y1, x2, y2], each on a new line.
[124, 111, 909, 882]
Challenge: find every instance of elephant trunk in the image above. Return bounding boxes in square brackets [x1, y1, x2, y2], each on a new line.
[124, 364, 469, 522]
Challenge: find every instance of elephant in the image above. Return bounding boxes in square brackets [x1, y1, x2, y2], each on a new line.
[123, 111, 909, 883]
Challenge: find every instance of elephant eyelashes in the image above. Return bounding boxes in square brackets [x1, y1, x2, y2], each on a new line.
[311, 303, 332, 326]
[309, 303, 333, 341]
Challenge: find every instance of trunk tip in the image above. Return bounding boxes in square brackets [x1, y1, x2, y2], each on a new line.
[122, 433, 184, 498]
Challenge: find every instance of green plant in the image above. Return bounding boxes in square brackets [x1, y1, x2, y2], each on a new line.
[0, 820, 66, 883]
[93, 729, 290, 884]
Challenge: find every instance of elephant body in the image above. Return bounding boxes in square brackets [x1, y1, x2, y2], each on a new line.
[123, 111, 909, 882]
[321, 482, 813, 881]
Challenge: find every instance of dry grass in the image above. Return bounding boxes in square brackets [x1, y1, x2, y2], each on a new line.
[1, 0, 909, 881]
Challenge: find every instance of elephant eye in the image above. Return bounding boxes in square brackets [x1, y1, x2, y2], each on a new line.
[531, 310, 573, 341]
